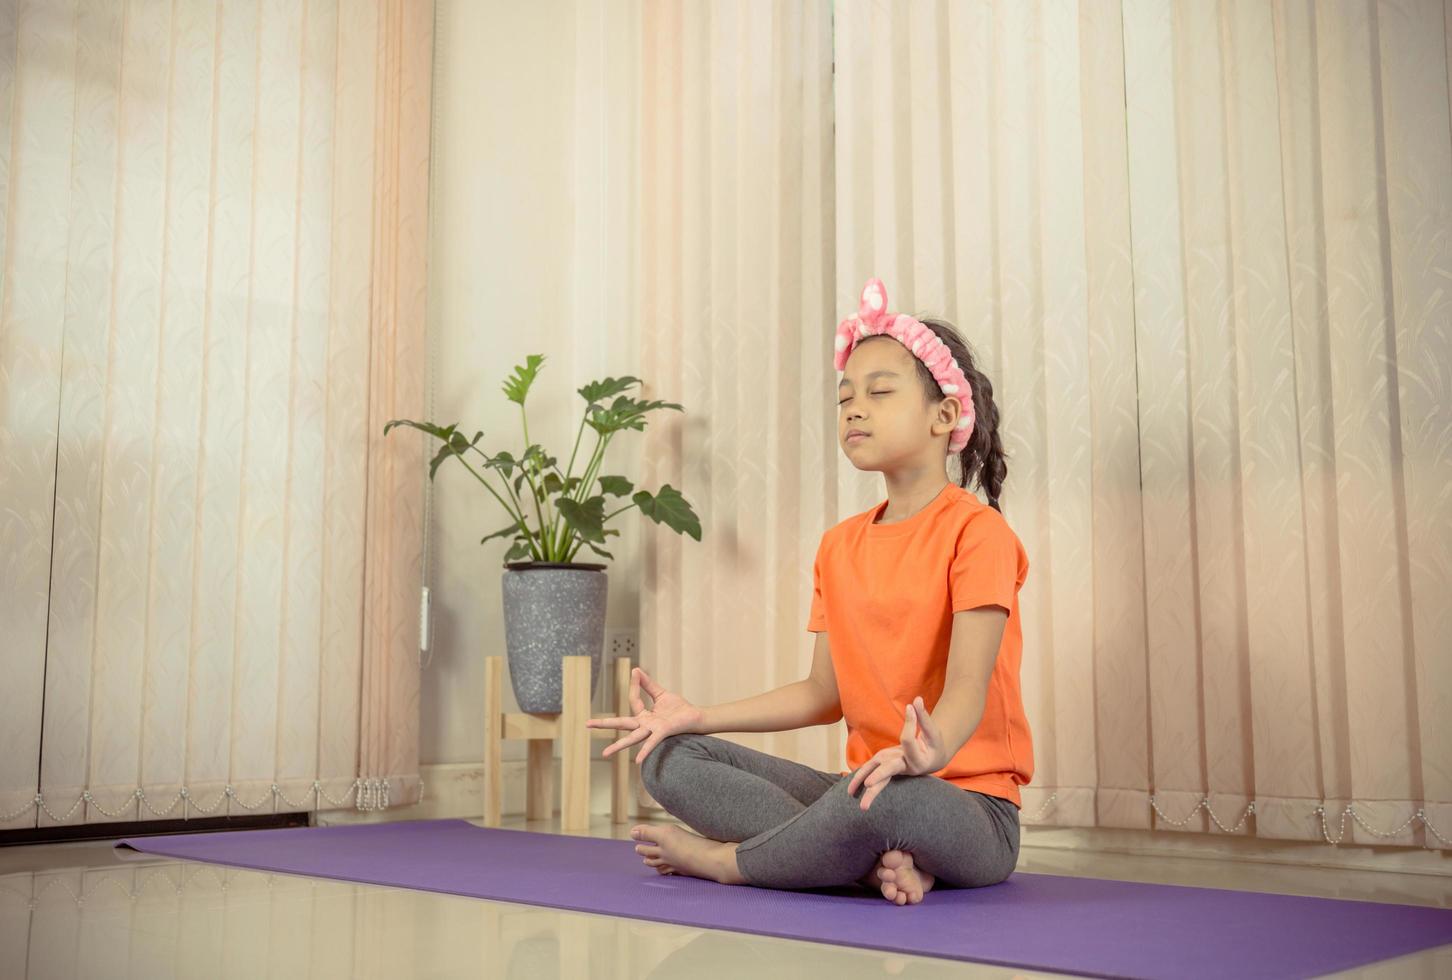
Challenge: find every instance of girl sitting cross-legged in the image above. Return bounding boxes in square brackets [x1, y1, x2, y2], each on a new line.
[587, 278, 1033, 905]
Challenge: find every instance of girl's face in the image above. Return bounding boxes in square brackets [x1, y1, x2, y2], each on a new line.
[837, 336, 961, 469]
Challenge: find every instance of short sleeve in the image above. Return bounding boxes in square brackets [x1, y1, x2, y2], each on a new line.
[949, 511, 1024, 614]
[806, 537, 829, 632]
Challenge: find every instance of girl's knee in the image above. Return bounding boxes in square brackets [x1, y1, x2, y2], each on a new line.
[856, 773, 927, 826]
[933, 839, 1019, 890]
[969, 858, 1018, 888]
[832, 774, 908, 842]
[637, 732, 705, 795]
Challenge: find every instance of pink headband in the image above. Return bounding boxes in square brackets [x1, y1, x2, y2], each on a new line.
[834, 278, 976, 453]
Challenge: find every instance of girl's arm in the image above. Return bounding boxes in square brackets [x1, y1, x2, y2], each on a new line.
[928, 606, 1009, 766]
[694, 632, 843, 734]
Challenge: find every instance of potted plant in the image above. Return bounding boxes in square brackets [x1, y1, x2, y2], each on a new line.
[384, 354, 701, 712]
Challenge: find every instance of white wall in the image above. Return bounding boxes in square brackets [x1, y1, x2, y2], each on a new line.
[424, 0, 642, 767]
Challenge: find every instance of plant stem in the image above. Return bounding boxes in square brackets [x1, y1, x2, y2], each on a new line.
[449, 452, 543, 560]
[563, 412, 588, 494]
[577, 432, 609, 504]
[519, 407, 555, 559]
[464, 442, 535, 544]
[551, 412, 591, 554]
[553, 427, 608, 561]
[556, 434, 609, 560]
[603, 503, 638, 522]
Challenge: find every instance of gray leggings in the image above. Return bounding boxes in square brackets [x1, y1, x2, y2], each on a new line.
[638, 733, 1020, 891]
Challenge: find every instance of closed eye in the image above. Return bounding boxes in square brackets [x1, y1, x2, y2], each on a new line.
[837, 390, 892, 405]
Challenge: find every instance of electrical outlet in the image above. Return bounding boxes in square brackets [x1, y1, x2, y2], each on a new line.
[604, 627, 639, 664]
[599, 627, 640, 713]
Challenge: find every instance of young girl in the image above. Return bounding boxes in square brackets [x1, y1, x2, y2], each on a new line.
[586, 278, 1033, 905]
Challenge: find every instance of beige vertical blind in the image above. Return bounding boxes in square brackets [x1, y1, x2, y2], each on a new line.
[632, 0, 845, 776]
[618, 0, 1451, 849]
[0, 0, 433, 829]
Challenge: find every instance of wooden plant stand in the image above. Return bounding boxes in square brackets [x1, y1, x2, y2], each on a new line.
[482, 654, 636, 831]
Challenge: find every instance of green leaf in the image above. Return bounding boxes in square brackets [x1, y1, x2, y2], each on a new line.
[577, 376, 642, 407]
[429, 440, 462, 480]
[481, 520, 526, 544]
[556, 495, 607, 543]
[598, 475, 633, 497]
[485, 450, 516, 478]
[423, 426, 458, 476]
[433, 429, 474, 480]
[584, 395, 685, 437]
[507, 444, 556, 484]
[633, 484, 701, 541]
[502, 355, 546, 405]
[383, 419, 486, 481]
[584, 542, 614, 560]
[504, 539, 534, 562]
[542, 472, 564, 495]
[384, 418, 454, 441]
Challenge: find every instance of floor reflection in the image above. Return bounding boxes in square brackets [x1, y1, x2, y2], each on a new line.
[1, 814, 1448, 980]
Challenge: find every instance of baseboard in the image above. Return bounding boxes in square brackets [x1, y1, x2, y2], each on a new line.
[317, 758, 659, 828]
[1020, 824, 1452, 877]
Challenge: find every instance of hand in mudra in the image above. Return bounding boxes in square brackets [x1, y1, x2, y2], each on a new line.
[585, 667, 705, 767]
[847, 696, 947, 811]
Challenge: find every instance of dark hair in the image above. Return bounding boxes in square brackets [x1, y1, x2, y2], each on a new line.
[863, 318, 1008, 511]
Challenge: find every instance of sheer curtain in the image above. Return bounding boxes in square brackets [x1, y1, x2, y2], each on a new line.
[0, 0, 433, 829]
[628, 0, 845, 778]
[601, 0, 1451, 850]
[833, 0, 1451, 850]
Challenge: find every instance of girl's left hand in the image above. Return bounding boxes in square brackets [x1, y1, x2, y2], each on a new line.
[847, 696, 947, 811]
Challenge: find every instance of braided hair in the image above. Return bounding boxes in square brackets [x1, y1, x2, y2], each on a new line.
[867, 317, 1008, 511]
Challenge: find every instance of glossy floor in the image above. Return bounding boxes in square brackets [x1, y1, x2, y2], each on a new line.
[1, 813, 1448, 979]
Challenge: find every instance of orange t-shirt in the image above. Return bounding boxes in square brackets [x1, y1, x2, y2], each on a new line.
[807, 482, 1033, 808]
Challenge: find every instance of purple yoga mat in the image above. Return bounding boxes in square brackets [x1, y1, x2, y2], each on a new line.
[115, 818, 1452, 979]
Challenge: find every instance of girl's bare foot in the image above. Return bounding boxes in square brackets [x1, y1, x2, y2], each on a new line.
[630, 823, 747, 885]
[860, 849, 935, 905]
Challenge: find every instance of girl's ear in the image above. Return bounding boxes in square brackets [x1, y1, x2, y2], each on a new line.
[934, 393, 962, 434]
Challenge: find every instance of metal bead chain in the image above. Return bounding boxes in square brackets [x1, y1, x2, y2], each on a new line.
[0, 777, 416, 825]
[1315, 803, 1452, 847]
[1149, 795, 1257, 833]
[1020, 792, 1446, 845]
[1023, 791, 1058, 822]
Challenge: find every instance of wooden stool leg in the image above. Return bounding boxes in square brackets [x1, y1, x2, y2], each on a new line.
[526, 739, 553, 822]
[611, 656, 633, 823]
[483, 657, 503, 827]
[561, 655, 592, 832]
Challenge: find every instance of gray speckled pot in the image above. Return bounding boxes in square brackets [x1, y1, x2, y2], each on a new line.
[500, 562, 608, 712]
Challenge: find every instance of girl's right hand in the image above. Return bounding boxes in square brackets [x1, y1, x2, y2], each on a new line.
[585, 667, 705, 766]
